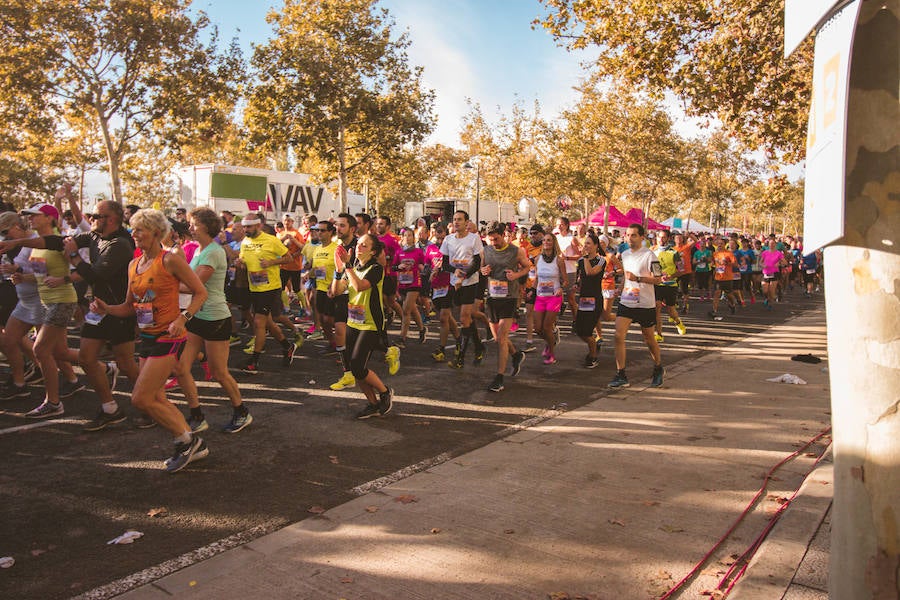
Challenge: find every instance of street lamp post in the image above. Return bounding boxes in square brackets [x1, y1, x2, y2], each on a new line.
[463, 160, 480, 226]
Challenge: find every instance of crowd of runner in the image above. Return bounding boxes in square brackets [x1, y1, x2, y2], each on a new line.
[0, 187, 823, 473]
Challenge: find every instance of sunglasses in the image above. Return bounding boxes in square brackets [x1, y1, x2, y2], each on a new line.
[0, 228, 9, 236]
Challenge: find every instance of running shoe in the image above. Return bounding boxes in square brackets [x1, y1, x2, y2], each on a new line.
[510, 322, 519, 333]
[378, 387, 393, 416]
[650, 365, 665, 388]
[24, 365, 43, 386]
[307, 330, 325, 341]
[654, 333, 664, 343]
[243, 340, 256, 355]
[707, 311, 718, 318]
[0, 383, 30, 400]
[25, 400, 64, 418]
[133, 413, 157, 429]
[164, 377, 180, 391]
[675, 321, 687, 336]
[330, 372, 356, 391]
[164, 436, 208, 473]
[293, 333, 304, 351]
[522, 341, 537, 353]
[187, 414, 209, 433]
[750, 296, 756, 304]
[431, 348, 445, 362]
[473, 347, 485, 366]
[418, 327, 427, 344]
[510, 351, 525, 376]
[541, 345, 551, 359]
[607, 373, 630, 388]
[542, 354, 557, 365]
[282, 343, 296, 366]
[488, 374, 504, 392]
[200, 361, 212, 381]
[105, 361, 119, 394]
[448, 356, 464, 369]
[83, 407, 127, 432]
[356, 402, 380, 420]
[385, 345, 401, 375]
[242, 361, 260, 375]
[586, 355, 599, 369]
[228, 335, 242, 347]
[729, 303, 736, 315]
[394, 338, 406, 349]
[553, 326, 561, 346]
[59, 379, 86, 399]
[223, 411, 253, 433]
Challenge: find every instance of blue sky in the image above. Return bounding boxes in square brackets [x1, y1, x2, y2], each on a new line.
[196, 0, 593, 147]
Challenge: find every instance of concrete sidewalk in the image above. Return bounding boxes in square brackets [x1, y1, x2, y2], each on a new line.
[115, 310, 832, 600]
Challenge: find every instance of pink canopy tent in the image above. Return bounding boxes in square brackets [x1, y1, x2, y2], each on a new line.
[623, 207, 670, 231]
[571, 205, 631, 228]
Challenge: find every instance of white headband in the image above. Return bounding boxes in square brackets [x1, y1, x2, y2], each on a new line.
[241, 217, 261, 226]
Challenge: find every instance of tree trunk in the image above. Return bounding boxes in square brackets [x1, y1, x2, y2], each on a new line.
[337, 125, 348, 213]
[828, 2, 900, 598]
[95, 109, 123, 204]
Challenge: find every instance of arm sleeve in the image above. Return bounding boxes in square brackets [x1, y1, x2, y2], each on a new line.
[463, 254, 481, 278]
[43, 235, 65, 252]
[441, 254, 454, 273]
[73, 236, 134, 285]
[364, 264, 384, 287]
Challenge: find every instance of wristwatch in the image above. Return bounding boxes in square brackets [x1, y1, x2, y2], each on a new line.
[63, 275, 72, 283]
[180, 310, 193, 321]
[69, 252, 79, 258]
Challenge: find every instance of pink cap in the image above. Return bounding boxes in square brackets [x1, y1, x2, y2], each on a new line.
[21, 203, 60, 220]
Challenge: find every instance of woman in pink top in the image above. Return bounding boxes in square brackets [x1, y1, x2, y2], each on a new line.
[395, 228, 426, 346]
[759, 238, 786, 309]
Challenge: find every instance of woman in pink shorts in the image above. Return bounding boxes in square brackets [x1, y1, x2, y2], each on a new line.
[532, 233, 569, 364]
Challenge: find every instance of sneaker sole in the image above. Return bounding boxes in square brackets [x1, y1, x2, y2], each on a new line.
[607, 383, 630, 389]
[190, 421, 210, 433]
[356, 410, 380, 420]
[488, 385, 504, 392]
[58, 385, 87, 399]
[166, 442, 208, 473]
[83, 414, 127, 432]
[223, 414, 253, 434]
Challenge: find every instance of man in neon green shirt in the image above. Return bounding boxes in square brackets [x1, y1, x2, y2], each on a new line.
[236, 214, 296, 374]
[652, 231, 687, 342]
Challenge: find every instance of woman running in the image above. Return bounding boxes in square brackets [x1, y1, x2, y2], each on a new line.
[91, 209, 209, 473]
[532, 233, 569, 365]
[395, 228, 426, 346]
[574, 232, 606, 368]
[331, 234, 394, 420]
[173, 208, 252, 434]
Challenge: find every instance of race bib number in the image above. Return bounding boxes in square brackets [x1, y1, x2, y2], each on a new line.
[527, 267, 536, 282]
[348, 303, 366, 325]
[29, 257, 48, 276]
[249, 270, 269, 286]
[715, 265, 726, 275]
[537, 278, 557, 297]
[313, 267, 326, 281]
[227, 266, 236, 282]
[578, 296, 596, 311]
[621, 284, 640, 304]
[432, 285, 449, 299]
[488, 279, 508, 298]
[696, 262, 707, 269]
[806, 268, 816, 274]
[398, 271, 414, 285]
[135, 302, 155, 329]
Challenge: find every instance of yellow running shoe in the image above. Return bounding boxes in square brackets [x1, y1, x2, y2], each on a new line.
[385, 345, 400, 375]
[243, 339, 256, 355]
[654, 333, 664, 343]
[329, 372, 356, 390]
[675, 321, 687, 336]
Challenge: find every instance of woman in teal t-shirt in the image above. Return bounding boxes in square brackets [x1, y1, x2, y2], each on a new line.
[692, 241, 713, 301]
[174, 207, 252, 434]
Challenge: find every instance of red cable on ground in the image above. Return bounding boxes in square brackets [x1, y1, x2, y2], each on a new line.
[658, 427, 832, 600]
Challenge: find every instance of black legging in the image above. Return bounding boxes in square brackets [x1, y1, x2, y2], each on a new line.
[345, 327, 383, 380]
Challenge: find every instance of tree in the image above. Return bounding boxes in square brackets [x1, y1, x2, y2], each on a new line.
[690, 131, 761, 233]
[537, 0, 813, 162]
[245, 0, 435, 211]
[0, 0, 244, 204]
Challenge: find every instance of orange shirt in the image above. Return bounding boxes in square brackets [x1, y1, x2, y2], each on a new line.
[129, 252, 180, 335]
[713, 250, 736, 281]
[279, 230, 304, 271]
[675, 243, 694, 274]
[602, 252, 620, 291]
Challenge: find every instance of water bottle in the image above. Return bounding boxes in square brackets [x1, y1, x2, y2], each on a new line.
[84, 286, 104, 325]
[1, 255, 12, 281]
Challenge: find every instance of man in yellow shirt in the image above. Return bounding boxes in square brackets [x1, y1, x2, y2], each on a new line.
[311, 221, 339, 350]
[236, 214, 296, 374]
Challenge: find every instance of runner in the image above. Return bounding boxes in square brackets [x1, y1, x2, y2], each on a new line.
[329, 213, 359, 391]
[427, 223, 460, 363]
[555, 217, 581, 321]
[311, 221, 339, 352]
[173, 208, 251, 434]
[652, 233, 687, 342]
[331, 234, 394, 419]
[395, 228, 426, 347]
[441, 210, 485, 368]
[521, 224, 546, 352]
[573, 232, 606, 368]
[673, 232, 696, 313]
[759, 237, 787, 310]
[532, 232, 569, 365]
[728, 238, 746, 306]
[480, 221, 530, 392]
[89, 209, 209, 473]
[693, 239, 713, 301]
[710, 237, 739, 319]
[608, 224, 664, 389]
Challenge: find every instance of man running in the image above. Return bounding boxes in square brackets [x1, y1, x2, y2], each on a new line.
[441, 210, 485, 368]
[710, 237, 739, 319]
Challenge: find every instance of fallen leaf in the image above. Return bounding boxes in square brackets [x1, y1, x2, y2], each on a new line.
[308, 505, 326, 514]
[504, 529, 515, 534]
[394, 494, 418, 504]
[340, 577, 353, 584]
[147, 507, 169, 518]
[660, 524, 684, 533]
[328, 455, 340, 464]
[430, 528, 441, 534]
[30, 549, 45, 557]
[548, 593, 571, 600]
[365, 506, 379, 513]
[642, 500, 660, 507]
[608, 519, 625, 527]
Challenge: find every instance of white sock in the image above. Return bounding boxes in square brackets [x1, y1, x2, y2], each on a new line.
[102, 401, 118, 414]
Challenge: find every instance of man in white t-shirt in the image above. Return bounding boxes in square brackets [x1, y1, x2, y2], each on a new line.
[555, 217, 581, 319]
[609, 223, 665, 389]
[440, 210, 485, 368]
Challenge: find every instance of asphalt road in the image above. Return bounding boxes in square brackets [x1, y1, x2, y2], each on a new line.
[0, 288, 824, 600]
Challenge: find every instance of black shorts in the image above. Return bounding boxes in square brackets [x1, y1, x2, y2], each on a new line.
[486, 298, 517, 323]
[333, 294, 349, 323]
[316, 289, 336, 317]
[695, 271, 711, 288]
[81, 314, 137, 346]
[432, 286, 453, 310]
[226, 284, 251, 310]
[186, 316, 232, 342]
[250, 289, 281, 316]
[574, 308, 601, 337]
[280, 269, 302, 292]
[399, 287, 421, 299]
[654, 285, 678, 307]
[453, 284, 478, 306]
[803, 270, 818, 284]
[137, 331, 186, 359]
[383, 274, 398, 297]
[715, 280, 734, 292]
[616, 304, 657, 329]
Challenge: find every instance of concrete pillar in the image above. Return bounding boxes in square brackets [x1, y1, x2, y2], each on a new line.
[827, 1, 900, 597]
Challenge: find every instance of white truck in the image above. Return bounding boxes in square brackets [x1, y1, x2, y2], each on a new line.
[403, 198, 519, 227]
[176, 164, 366, 222]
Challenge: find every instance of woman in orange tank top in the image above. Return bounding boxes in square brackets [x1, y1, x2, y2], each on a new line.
[91, 209, 209, 474]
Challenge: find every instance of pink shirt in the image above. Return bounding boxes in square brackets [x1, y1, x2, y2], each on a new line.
[395, 246, 425, 289]
[760, 250, 783, 276]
